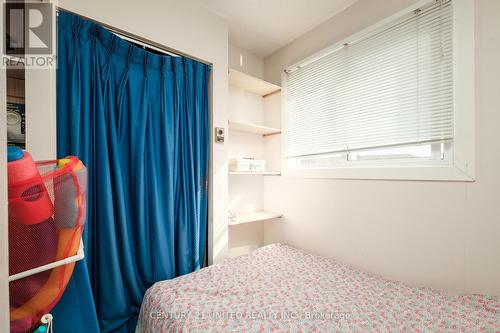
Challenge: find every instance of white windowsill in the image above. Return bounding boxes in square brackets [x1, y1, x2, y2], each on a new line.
[283, 165, 474, 182]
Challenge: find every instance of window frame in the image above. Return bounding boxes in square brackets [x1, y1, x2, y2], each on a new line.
[281, 0, 475, 182]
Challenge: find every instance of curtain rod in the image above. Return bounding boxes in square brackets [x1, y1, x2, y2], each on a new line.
[56, 7, 212, 66]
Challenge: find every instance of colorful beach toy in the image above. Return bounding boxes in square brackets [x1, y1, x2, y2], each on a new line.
[7, 147, 87, 333]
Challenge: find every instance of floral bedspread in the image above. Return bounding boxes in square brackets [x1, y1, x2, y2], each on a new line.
[137, 244, 500, 332]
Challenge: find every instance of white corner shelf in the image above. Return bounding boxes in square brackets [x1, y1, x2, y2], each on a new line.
[229, 171, 281, 176]
[229, 69, 281, 96]
[229, 211, 283, 226]
[228, 120, 281, 136]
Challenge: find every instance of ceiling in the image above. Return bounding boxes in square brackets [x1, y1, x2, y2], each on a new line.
[201, 0, 358, 57]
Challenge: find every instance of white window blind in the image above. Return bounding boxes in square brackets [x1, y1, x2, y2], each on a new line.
[286, 0, 453, 160]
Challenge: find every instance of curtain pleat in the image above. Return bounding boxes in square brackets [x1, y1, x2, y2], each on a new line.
[52, 11, 211, 333]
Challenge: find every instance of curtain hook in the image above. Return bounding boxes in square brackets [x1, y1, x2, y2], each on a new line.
[125, 44, 134, 69]
[143, 52, 150, 77]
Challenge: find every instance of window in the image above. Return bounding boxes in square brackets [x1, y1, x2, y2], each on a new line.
[284, 0, 475, 181]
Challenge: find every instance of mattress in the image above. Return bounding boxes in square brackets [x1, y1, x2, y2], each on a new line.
[137, 244, 500, 332]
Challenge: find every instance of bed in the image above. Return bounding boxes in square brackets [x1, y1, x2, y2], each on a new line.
[137, 244, 500, 332]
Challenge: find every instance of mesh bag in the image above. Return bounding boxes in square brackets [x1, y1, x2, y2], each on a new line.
[8, 154, 87, 333]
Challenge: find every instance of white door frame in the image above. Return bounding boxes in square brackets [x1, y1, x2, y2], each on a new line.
[0, 1, 11, 330]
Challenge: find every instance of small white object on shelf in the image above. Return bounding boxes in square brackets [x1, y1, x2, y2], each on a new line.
[228, 121, 281, 136]
[229, 69, 281, 96]
[229, 171, 281, 176]
[229, 158, 266, 172]
[229, 211, 283, 226]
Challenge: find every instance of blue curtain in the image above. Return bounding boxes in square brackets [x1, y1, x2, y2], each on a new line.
[52, 11, 210, 333]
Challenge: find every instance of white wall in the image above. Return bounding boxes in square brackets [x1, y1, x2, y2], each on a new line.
[263, 93, 281, 173]
[229, 44, 265, 79]
[263, 0, 500, 296]
[25, 69, 56, 160]
[0, 3, 11, 330]
[57, 0, 230, 264]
